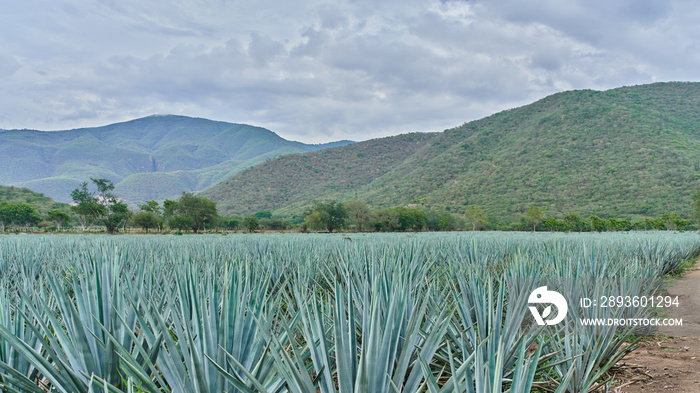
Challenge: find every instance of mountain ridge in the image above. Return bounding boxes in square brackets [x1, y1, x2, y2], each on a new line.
[204, 82, 700, 220]
[0, 115, 352, 204]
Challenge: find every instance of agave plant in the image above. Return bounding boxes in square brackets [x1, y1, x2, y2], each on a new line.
[0, 232, 698, 393]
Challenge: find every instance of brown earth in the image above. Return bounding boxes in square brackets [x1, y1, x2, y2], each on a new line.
[613, 265, 700, 392]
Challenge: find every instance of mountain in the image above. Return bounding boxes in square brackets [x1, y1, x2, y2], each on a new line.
[0, 115, 352, 204]
[204, 82, 700, 220]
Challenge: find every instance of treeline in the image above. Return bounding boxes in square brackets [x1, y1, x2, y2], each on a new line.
[1, 178, 698, 234]
[282, 201, 696, 233]
[511, 206, 693, 232]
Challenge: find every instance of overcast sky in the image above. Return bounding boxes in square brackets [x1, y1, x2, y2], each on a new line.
[1, 0, 699, 143]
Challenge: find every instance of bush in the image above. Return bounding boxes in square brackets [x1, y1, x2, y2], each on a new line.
[259, 218, 290, 231]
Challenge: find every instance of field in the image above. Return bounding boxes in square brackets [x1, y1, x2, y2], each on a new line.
[1, 232, 699, 392]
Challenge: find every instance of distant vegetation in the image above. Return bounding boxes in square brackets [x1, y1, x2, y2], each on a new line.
[0, 185, 73, 231]
[204, 82, 700, 223]
[1, 181, 695, 234]
[0, 185, 71, 216]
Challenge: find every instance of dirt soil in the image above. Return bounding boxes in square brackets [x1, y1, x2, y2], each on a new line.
[613, 265, 700, 392]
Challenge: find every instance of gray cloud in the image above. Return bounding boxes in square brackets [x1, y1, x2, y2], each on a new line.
[0, 0, 699, 142]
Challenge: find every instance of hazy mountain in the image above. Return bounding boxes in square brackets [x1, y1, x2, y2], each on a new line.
[0, 115, 351, 204]
[204, 82, 700, 220]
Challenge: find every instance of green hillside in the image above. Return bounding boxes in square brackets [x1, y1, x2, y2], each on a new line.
[0, 115, 351, 204]
[204, 82, 700, 221]
[0, 185, 71, 217]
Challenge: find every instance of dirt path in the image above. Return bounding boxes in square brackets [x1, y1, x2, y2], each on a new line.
[615, 265, 700, 392]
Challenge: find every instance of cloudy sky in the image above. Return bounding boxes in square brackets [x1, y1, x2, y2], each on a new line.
[1, 0, 699, 143]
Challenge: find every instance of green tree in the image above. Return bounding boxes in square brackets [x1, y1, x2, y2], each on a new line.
[131, 211, 161, 233]
[544, 217, 570, 232]
[163, 199, 178, 219]
[394, 207, 427, 231]
[372, 208, 397, 232]
[464, 205, 486, 231]
[18, 203, 42, 228]
[254, 211, 272, 219]
[139, 200, 162, 215]
[0, 202, 42, 230]
[643, 217, 666, 230]
[693, 190, 700, 225]
[0, 202, 8, 231]
[70, 178, 128, 234]
[607, 218, 631, 231]
[168, 215, 195, 232]
[259, 218, 290, 231]
[563, 213, 583, 232]
[47, 209, 71, 231]
[344, 200, 371, 232]
[168, 193, 218, 233]
[526, 206, 546, 232]
[137, 201, 164, 231]
[223, 217, 240, 230]
[425, 210, 460, 231]
[304, 211, 324, 231]
[243, 216, 259, 232]
[70, 182, 102, 230]
[305, 200, 348, 233]
[371, 207, 426, 232]
[661, 212, 691, 231]
[92, 178, 129, 234]
[589, 215, 606, 232]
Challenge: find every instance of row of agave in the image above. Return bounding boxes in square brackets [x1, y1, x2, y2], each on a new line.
[0, 232, 698, 393]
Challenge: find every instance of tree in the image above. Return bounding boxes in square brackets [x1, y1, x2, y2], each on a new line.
[163, 199, 178, 219]
[394, 207, 426, 231]
[70, 182, 102, 230]
[304, 211, 324, 231]
[137, 201, 164, 231]
[425, 210, 460, 231]
[693, 191, 700, 225]
[305, 200, 348, 233]
[464, 205, 486, 231]
[563, 213, 582, 232]
[344, 200, 371, 232]
[139, 200, 162, 215]
[16, 203, 41, 228]
[0, 202, 42, 230]
[168, 215, 195, 232]
[0, 202, 7, 231]
[70, 178, 128, 234]
[131, 211, 161, 233]
[643, 217, 665, 230]
[371, 207, 426, 232]
[258, 218, 289, 230]
[92, 178, 129, 234]
[243, 216, 259, 232]
[169, 193, 218, 233]
[223, 217, 240, 230]
[589, 215, 606, 232]
[544, 217, 569, 232]
[661, 212, 691, 231]
[47, 209, 71, 231]
[372, 208, 398, 232]
[254, 211, 272, 219]
[607, 218, 631, 231]
[525, 206, 546, 232]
